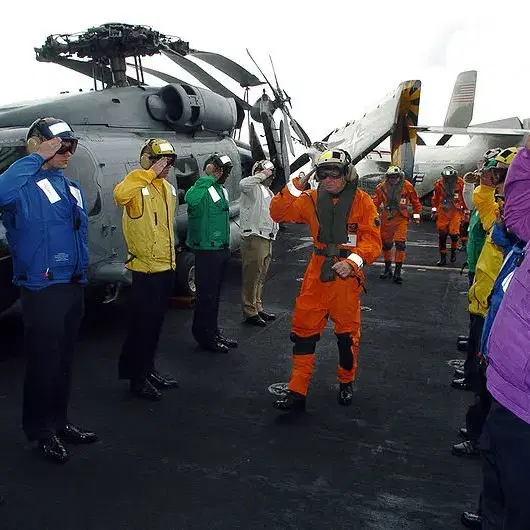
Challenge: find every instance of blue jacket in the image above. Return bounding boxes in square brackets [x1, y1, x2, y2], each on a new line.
[480, 224, 524, 357]
[0, 153, 88, 290]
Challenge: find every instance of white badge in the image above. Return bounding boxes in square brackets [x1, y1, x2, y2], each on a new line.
[222, 188, 229, 201]
[208, 186, 221, 203]
[346, 234, 357, 247]
[142, 187, 150, 196]
[454, 193, 459, 199]
[169, 184, 177, 196]
[400, 197, 407, 205]
[69, 186, 84, 209]
[36, 179, 61, 204]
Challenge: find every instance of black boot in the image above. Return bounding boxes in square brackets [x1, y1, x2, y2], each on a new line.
[450, 248, 457, 263]
[338, 382, 353, 406]
[392, 263, 403, 284]
[437, 253, 447, 266]
[379, 261, 393, 279]
[273, 390, 306, 413]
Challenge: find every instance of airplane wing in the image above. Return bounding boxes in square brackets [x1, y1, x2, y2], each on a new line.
[413, 126, 530, 136]
[324, 80, 421, 180]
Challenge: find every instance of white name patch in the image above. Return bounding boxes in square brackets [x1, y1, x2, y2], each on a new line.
[222, 188, 229, 201]
[69, 186, 83, 209]
[142, 187, 150, 196]
[36, 179, 61, 204]
[208, 186, 221, 203]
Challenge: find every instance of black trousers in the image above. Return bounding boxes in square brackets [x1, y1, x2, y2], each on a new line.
[463, 314, 484, 383]
[118, 270, 174, 383]
[192, 249, 230, 346]
[481, 400, 530, 529]
[21, 283, 84, 442]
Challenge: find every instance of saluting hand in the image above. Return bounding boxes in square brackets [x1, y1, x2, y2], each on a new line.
[35, 138, 62, 161]
[151, 157, 170, 177]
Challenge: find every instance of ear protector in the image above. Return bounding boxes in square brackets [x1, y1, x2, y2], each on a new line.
[140, 138, 177, 169]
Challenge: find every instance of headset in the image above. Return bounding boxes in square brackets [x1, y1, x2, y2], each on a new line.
[26, 117, 78, 155]
[203, 153, 233, 177]
[140, 138, 176, 170]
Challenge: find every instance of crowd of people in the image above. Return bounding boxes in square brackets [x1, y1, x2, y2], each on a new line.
[1, 115, 529, 529]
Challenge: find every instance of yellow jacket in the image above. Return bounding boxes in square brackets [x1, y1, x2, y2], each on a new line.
[468, 185, 502, 317]
[114, 169, 177, 273]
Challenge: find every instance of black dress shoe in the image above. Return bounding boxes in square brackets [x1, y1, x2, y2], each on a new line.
[258, 310, 276, 321]
[338, 382, 353, 406]
[217, 334, 238, 348]
[273, 390, 306, 413]
[203, 340, 229, 353]
[451, 378, 473, 391]
[245, 315, 267, 327]
[452, 440, 480, 457]
[454, 368, 465, 378]
[58, 423, 98, 444]
[460, 511, 482, 529]
[37, 434, 69, 464]
[147, 371, 180, 389]
[130, 379, 162, 401]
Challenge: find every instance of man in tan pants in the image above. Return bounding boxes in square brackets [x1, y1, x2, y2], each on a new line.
[239, 160, 279, 326]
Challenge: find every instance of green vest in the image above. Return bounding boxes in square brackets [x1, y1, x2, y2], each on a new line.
[185, 176, 230, 250]
[467, 209, 487, 273]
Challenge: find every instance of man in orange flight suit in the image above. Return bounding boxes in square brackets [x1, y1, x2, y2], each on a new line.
[269, 149, 382, 413]
[431, 165, 466, 266]
[373, 165, 422, 284]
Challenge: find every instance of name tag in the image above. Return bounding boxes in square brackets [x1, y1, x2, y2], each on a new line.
[142, 187, 150, 196]
[169, 184, 177, 197]
[222, 188, 229, 201]
[69, 186, 84, 209]
[454, 193, 459, 199]
[209, 186, 221, 203]
[400, 197, 407, 205]
[36, 178, 61, 204]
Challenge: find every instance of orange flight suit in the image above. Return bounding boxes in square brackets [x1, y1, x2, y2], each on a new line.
[431, 176, 466, 256]
[269, 178, 382, 396]
[373, 178, 422, 264]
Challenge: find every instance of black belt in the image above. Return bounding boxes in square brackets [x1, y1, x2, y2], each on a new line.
[313, 247, 350, 258]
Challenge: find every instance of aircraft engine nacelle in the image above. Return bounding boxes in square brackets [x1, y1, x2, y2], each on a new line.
[147, 83, 238, 134]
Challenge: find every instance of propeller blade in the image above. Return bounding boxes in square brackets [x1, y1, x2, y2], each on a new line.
[436, 134, 452, 146]
[161, 47, 251, 111]
[289, 153, 310, 174]
[126, 62, 187, 85]
[281, 108, 295, 156]
[271, 120, 291, 194]
[249, 122, 266, 161]
[189, 50, 264, 87]
[290, 117, 312, 147]
[246, 49, 280, 100]
[41, 57, 139, 87]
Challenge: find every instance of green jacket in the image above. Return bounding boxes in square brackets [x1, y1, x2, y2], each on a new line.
[184, 176, 230, 250]
[467, 209, 486, 273]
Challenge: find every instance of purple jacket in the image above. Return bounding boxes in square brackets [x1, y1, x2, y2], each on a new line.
[486, 145, 530, 424]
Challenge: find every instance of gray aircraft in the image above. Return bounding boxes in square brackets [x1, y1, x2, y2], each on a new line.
[0, 22, 314, 314]
[323, 70, 530, 204]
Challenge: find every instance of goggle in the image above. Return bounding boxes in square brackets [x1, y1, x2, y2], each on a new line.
[151, 154, 176, 165]
[56, 139, 78, 154]
[316, 166, 343, 181]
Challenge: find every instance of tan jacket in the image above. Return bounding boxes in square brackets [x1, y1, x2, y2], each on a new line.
[114, 169, 177, 273]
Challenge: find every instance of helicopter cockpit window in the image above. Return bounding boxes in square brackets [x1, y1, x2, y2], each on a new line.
[174, 156, 199, 205]
[62, 145, 101, 217]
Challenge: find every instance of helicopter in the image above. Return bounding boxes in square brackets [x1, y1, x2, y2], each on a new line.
[0, 22, 316, 314]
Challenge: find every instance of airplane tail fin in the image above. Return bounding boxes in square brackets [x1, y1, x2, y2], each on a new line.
[444, 70, 477, 128]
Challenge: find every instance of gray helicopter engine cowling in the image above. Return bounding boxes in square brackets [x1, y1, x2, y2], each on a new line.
[149, 83, 238, 134]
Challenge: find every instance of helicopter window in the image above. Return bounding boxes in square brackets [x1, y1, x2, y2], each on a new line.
[0, 146, 26, 176]
[62, 145, 101, 216]
[173, 156, 200, 205]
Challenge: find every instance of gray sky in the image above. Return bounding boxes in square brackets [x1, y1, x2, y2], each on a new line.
[1, 0, 529, 149]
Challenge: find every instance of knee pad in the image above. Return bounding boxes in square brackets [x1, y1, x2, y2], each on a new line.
[336, 332, 353, 370]
[290, 332, 320, 354]
[395, 241, 406, 251]
[382, 241, 393, 251]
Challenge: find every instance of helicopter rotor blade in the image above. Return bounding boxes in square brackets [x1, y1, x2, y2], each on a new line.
[161, 46, 251, 111]
[281, 108, 295, 156]
[271, 119, 292, 193]
[246, 49, 280, 100]
[289, 153, 310, 174]
[189, 50, 264, 87]
[249, 121, 266, 162]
